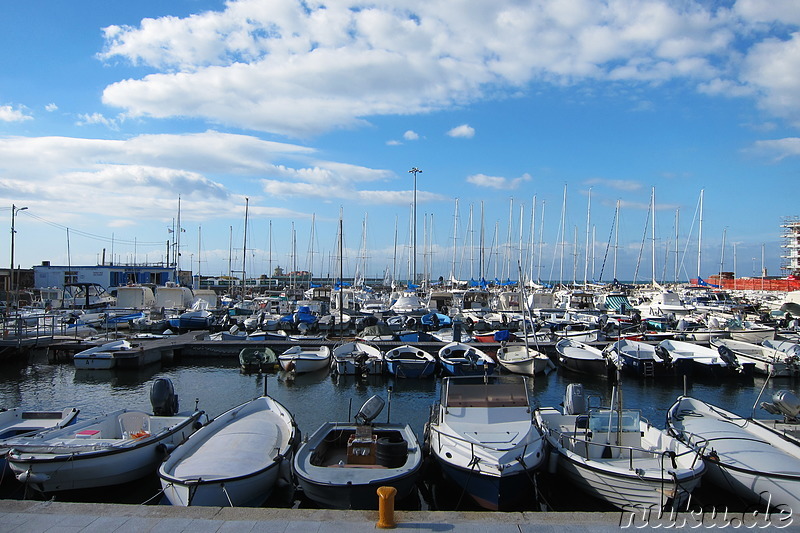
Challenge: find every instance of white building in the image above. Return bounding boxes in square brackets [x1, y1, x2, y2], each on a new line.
[33, 261, 179, 291]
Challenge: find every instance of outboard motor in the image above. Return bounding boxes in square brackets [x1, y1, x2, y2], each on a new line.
[761, 390, 800, 421]
[150, 377, 179, 416]
[563, 383, 586, 416]
[717, 345, 741, 371]
[355, 395, 385, 425]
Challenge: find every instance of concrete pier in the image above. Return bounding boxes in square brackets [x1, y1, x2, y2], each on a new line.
[0, 500, 637, 532]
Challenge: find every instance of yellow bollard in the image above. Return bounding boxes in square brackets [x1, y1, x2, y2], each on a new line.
[376, 485, 397, 529]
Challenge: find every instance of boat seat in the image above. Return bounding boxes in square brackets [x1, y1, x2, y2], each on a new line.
[118, 411, 150, 438]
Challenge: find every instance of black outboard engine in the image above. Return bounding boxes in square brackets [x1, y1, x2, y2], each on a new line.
[150, 377, 179, 416]
[717, 345, 741, 372]
[355, 395, 385, 425]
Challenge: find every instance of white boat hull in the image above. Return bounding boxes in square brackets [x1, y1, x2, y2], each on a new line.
[537, 407, 705, 511]
[278, 346, 331, 374]
[426, 376, 546, 510]
[159, 396, 298, 507]
[667, 396, 800, 512]
[8, 410, 203, 493]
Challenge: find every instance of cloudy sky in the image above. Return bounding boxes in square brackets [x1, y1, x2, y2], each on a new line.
[1, 0, 799, 285]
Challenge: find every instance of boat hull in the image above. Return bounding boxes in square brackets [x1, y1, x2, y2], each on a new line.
[437, 459, 539, 510]
[293, 422, 423, 509]
[536, 407, 705, 511]
[9, 411, 203, 493]
[159, 396, 298, 507]
[667, 396, 800, 512]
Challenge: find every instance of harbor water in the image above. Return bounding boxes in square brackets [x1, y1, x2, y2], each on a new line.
[0, 349, 795, 511]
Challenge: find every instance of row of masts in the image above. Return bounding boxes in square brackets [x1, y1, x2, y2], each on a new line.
[168, 187, 715, 289]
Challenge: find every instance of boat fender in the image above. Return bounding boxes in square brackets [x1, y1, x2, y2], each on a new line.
[193, 420, 204, 430]
[17, 470, 50, 484]
[376, 437, 408, 468]
[156, 442, 177, 458]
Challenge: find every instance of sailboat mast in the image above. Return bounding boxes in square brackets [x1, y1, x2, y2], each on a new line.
[651, 187, 656, 285]
[175, 195, 182, 282]
[674, 209, 680, 283]
[584, 187, 591, 286]
[227, 226, 233, 287]
[451, 198, 459, 283]
[242, 197, 249, 297]
[479, 201, 485, 282]
[613, 200, 620, 281]
[698, 189, 704, 280]
[559, 185, 567, 286]
[538, 200, 545, 284]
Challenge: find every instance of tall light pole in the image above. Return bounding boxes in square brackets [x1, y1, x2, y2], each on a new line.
[10, 204, 28, 308]
[408, 167, 422, 286]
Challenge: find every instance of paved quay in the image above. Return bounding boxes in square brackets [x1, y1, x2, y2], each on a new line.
[4, 500, 792, 532]
[0, 500, 659, 532]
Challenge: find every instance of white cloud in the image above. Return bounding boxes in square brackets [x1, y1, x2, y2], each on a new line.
[585, 178, 642, 191]
[76, 112, 121, 130]
[447, 124, 475, 138]
[45, 103, 58, 112]
[96, 0, 800, 136]
[0, 130, 397, 223]
[466, 172, 531, 190]
[0, 105, 33, 122]
[749, 138, 800, 161]
[403, 130, 419, 140]
[739, 33, 800, 127]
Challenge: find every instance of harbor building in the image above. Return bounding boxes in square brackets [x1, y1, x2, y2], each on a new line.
[32, 261, 178, 290]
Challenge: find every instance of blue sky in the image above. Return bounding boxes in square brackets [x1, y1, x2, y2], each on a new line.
[1, 0, 799, 285]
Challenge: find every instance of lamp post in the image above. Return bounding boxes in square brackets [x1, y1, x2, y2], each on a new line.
[408, 167, 422, 286]
[10, 204, 28, 308]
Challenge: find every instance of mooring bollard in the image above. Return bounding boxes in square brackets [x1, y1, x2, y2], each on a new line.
[376, 485, 397, 529]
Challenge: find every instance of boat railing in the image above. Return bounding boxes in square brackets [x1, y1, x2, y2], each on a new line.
[427, 423, 534, 454]
[545, 425, 702, 471]
[660, 428, 709, 469]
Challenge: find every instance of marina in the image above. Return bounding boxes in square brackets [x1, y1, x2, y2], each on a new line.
[1, 326, 798, 514]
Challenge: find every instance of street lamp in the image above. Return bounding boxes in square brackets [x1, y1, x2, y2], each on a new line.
[10, 204, 28, 308]
[408, 167, 422, 286]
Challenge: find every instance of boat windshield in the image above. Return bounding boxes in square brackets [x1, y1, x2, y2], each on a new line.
[588, 409, 640, 434]
[445, 381, 529, 408]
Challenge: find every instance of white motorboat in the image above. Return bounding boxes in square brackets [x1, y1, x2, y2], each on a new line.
[0, 407, 80, 471]
[7, 378, 203, 493]
[438, 342, 495, 376]
[555, 338, 609, 376]
[331, 341, 384, 376]
[603, 338, 668, 378]
[159, 394, 299, 507]
[0, 407, 79, 442]
[293, 395, 423, 509]
[384, 345, 437, 378]
[72, 339, 133, 370]
[424, 376, 546, 510]
[711, 337, 798, 377]
[666, 393, 800, 512]
[726, 320, 776, 344]
[536, 384, 705, 511]
[760, 339, 800, 377]
[657, 338, 754, 378]
[496, 344, 553, 375]
[278, 345, 331, 374]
